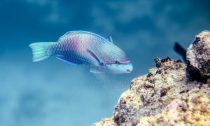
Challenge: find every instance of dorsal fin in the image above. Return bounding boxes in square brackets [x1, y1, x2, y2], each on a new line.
[58, 30, 113, 43]
[107, 36, 113, 43]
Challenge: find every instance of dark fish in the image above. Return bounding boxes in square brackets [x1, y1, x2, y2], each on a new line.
[174, 42, 186, 62]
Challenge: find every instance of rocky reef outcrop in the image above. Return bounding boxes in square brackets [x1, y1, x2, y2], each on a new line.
[93, 31, 210, 126]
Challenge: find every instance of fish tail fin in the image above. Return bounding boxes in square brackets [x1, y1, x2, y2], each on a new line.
[174, 42, 187, 62]
[29, 42, 56, 62]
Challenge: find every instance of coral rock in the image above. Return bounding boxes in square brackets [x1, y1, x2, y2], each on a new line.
[94, 118, 116, 126]
[93, 31, 210, 126]
[187, 30, 210, 83]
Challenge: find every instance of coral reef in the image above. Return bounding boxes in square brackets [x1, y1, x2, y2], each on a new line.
[93, 31, 210, 126]
[187, 31, 210, 83]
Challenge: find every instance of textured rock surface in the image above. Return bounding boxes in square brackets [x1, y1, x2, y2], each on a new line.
[93, 31, 210, 126]
[187, 31, 210, 83]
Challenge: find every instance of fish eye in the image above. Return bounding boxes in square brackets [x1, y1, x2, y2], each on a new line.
[115, 61, 120, 64]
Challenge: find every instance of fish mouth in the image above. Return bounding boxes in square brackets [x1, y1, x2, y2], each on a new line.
[126, 69, 132, 73]
[118, 63, 133, 73]
[126, 66, 133, 73]
[126, 64, 133, 73]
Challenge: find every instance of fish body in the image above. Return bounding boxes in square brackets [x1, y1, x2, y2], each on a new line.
[29, 31, 133, 73]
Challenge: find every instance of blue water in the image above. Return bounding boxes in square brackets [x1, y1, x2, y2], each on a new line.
[0, 0, 210, 125]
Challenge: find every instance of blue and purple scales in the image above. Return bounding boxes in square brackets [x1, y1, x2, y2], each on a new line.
[29, 31, 133, 73]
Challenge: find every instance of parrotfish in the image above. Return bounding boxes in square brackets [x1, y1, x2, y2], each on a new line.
[29, 31, 133, 73]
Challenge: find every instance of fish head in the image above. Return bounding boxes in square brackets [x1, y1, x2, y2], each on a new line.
[101, 43, 133, 73]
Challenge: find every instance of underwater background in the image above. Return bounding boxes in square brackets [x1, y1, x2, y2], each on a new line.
[0, 0, 210, 126]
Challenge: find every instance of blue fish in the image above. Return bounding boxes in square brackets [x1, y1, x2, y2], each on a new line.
[29, 31, 133, 73]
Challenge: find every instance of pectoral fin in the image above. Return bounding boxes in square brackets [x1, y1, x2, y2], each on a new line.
[87, 49, 102, 65]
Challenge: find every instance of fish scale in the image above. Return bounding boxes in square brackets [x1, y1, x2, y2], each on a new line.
[29, 31, 133, 73]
